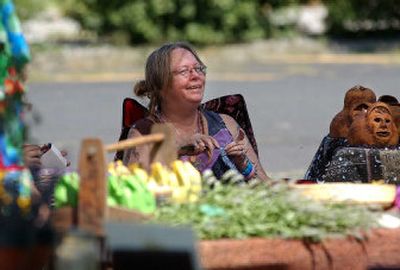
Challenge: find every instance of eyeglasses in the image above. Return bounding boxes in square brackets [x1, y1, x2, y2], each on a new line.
[172, 65, 207, 78]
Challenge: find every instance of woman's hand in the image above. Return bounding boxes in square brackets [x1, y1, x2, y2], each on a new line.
[225, 129, 247, 169]
[60, 150, 71, 167]
[23, 144, 44, 169]
[178, 133, 219, 157]
[23, 144, 71, 169]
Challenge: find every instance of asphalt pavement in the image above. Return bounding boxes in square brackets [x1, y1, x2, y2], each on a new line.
[25, 44, 400, 179]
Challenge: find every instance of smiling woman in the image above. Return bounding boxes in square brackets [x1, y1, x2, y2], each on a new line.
[122, 41, 269, 181]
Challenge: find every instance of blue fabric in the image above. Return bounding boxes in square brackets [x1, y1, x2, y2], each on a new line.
[181, 110, 237, 179]
[1, 1, 14, 17]
[204, 110, 237, 178]
[8, 33, 29, 61]
[0, 0, 30, 68]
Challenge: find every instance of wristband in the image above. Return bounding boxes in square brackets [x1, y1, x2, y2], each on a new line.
[241, 160, 254, 178]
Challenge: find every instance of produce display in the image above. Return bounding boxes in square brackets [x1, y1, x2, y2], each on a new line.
[0, 2, 399, 268]
[155, 171, 381, 242]
[53, 158, 393, 243]
[54, 160, 202, 213]
[150, 160, 202, 203]
[107, 161, 155, 213]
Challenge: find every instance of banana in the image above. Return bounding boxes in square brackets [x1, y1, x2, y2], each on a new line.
[146, 176, 159, 193]
[108, 161, 132, 177]
[169, 170, 190, 203]
[115, 160, 131, 175]
[183, 161, 202, 186]
[130, 165, 149, 183]
[108, 162, 116, 176]
[183, 161, 202, 202]
[171, 160, 191, 187]
[128, 162, 140, 171]
[151, 162, 170, 186]
[108, 160, 204, 205]
[172, 186, 189, 203]
[150, 162, 162, 185]
[168, 171, 179, 187]
[170, 160, 204, 203]
[170, 160, 190, 203]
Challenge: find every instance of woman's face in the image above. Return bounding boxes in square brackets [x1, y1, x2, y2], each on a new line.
[163, 48, 206, 108]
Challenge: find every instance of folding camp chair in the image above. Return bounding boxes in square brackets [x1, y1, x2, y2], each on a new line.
[114, 94, 259, 161]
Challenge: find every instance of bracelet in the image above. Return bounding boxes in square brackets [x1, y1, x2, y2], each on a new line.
[241, 159, 254, 178]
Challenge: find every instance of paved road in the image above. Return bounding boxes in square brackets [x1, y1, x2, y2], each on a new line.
[25, 59, 400, 179]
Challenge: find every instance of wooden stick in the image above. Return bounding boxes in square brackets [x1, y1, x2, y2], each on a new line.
[104, 133, 165, 153]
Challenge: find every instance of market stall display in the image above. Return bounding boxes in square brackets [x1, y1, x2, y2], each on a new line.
[323, 101, 400, 183]
[155, 175, 400, 269]
[305, 87, 400, 184]
[54, 137, 400, 269]
[52, 124, 175, 235]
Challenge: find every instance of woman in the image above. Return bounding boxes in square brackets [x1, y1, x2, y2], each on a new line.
[123, 42, 269, 181]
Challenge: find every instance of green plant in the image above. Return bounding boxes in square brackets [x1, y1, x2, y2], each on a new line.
[14, 0, 49, 20]
[57, 0, 295, 45]
[322, 0, 400, 36]
[155, 180, 379, 241]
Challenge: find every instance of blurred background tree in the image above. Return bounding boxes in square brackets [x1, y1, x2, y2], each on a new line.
[14, 0, 400, 45]
[322, 0, 400, 37]
[56, 0, 312, 45]
[14, 0, 49, 20]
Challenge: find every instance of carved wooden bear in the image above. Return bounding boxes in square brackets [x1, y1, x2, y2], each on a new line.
[347, 102, 399, 147]
[329, 85, 376, 138]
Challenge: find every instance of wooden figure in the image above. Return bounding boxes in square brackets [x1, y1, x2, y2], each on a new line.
[330, 85, 376, 138]
[348, 102, 399, 147]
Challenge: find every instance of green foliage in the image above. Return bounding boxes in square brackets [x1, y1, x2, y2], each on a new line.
[13, 0, 400, 43]
[14, 0, 49, 20]
[322, 0, 400, 36]
[154, 180, 379, 241]
[59, 0, 298, 45]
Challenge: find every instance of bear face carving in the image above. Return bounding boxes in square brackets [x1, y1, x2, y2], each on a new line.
[348, 102, 399, 147]
[330, 85, 376, 138]
[378, 95, 400, 138]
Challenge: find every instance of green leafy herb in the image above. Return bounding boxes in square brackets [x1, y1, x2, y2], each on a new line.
[154, 179, 380, 242]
